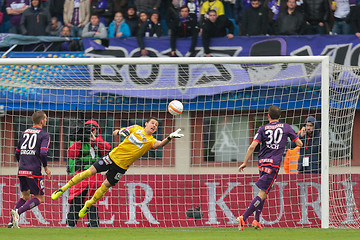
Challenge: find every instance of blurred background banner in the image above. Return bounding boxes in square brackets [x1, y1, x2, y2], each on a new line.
[84, 35, 360, 64]
[0, 33, 67, 48]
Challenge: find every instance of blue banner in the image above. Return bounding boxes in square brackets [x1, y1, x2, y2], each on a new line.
[1, 35, 360, 110]
[84, 35, 360, 65]
[84, 35, 360, 99]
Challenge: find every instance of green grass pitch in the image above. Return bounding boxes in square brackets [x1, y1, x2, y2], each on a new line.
[0, 227, 359, 240]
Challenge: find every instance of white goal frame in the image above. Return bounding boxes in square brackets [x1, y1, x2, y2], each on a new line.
[0, 56, 331, 228]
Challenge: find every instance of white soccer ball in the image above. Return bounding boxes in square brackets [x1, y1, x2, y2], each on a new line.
[168, 100, 183, 116]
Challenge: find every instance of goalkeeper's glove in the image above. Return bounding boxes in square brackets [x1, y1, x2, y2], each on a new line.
[118, 128, 130, 137]
[167, 128, 184, 141]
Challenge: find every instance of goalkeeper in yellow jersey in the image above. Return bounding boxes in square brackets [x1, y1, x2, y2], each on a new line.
[51, 117, 184, 218]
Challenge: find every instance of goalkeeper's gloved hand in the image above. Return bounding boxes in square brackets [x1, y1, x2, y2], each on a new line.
[167, 128, 184, 141]
[118, 128, 130, 137]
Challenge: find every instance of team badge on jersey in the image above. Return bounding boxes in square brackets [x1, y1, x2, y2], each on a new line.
[136, 129, 147, 143]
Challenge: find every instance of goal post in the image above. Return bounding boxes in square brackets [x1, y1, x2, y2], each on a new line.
[321, 57, 330, 229]
[0, 55, 359, 229]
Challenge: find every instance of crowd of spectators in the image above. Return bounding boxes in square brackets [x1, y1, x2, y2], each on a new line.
[0, 0, 360, 53]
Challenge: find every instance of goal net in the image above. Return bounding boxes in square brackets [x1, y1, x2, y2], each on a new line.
[0, 56, 359, 228]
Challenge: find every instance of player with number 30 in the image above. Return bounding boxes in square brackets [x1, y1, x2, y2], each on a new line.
[237, 105, 303, 231]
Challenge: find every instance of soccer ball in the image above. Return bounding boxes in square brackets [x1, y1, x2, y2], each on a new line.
[168, 100, 183, 116]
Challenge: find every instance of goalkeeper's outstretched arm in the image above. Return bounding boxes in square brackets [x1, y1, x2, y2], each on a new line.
[154, 128, 184, 149]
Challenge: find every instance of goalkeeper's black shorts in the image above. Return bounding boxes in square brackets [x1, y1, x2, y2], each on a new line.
[93, 155, 127, 186]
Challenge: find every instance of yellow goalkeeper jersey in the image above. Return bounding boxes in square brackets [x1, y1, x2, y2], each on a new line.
[109, 125, 157, 170]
